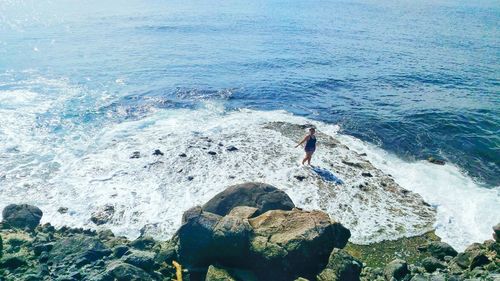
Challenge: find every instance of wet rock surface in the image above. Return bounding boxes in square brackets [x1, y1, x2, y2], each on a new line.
[90, 204, 115, 225]
[264, 122, 437, 243]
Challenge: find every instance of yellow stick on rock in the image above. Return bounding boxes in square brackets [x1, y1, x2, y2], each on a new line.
[172, 260, 183, 281]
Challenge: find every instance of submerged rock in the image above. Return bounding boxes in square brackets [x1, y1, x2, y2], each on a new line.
[2, 203, 43, 230]
[427, 157, 445, 165]
[90, 204, 115, 225]
[202, 182, 295, 216]
[226, 145, 238, 152]
[152, 149, 164, 156]
[130, 151, 141, 159]
[294, 175, 306, 181]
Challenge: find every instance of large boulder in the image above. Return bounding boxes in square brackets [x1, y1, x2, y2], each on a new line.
[176, 206, 252, 268]
[317, 249, 363, 281]
[2, 204, 43, 230]
[202, 182, 295, 217]
[248, 209, 351, 280]
[176, 206, 350, 280]
[177, 183, 350, 280]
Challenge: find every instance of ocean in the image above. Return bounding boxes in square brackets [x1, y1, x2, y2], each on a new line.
[0, 0, 499, 251]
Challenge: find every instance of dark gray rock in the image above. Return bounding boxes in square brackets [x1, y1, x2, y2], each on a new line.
[226, 146, 238, 152]
[176, 207, 252, 268]
[1, 255, 27, 269]
[2, 204, 43, 230]
[124, 251, 156, 272]
[421, 256, 445, 273]
[202, 182, 295, 217]
[57, 207, 68, 214]
[493, 223, 500, 242]
[106, 261, 154, 281]
[154, 240, 177, 265]
[90, 204, 115, 225]
[384, 259, 410, 281]
[427, 157, 445, 165]
[317, 249, 362, 281]
[130, 151, 141, 159]
[469, 251, 490, 269]
[49, 235, 111, 267]
[179, 153, 187, 157]
[152, 149, 164, 156]
[113, 245, 130, 258]
[130, 236, 156, 250]
[453, 252, 471, 269]
[426, 241, 458, 260]
[294, 175, 306, 181]
[33, 242, 53, 256]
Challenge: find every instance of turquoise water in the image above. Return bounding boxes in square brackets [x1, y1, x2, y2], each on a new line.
[1, 0, 498, 186]
[0, 0, 499, 248]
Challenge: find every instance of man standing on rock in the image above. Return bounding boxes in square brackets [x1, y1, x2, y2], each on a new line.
[295, 127, 317, 165]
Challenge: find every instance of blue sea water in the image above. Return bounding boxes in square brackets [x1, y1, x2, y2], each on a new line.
[1, 0, 498, 186]
[0, 0, 499, 247]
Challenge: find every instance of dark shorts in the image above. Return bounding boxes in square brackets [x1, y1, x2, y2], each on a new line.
[305, 148, 315, 153]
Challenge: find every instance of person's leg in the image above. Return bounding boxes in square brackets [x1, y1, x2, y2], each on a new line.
[306, 152, 313, 165]
[302, 153, 307, 165]
[307, 152, 312, 165]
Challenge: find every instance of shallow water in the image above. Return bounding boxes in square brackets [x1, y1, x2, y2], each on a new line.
[0, 0, 499, 250]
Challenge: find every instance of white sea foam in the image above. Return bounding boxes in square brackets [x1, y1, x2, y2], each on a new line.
[0, 84, 498, 250]
[337, 134, 500, 250]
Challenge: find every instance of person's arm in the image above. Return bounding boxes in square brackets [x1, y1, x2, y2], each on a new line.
[295, 135, 310, 148]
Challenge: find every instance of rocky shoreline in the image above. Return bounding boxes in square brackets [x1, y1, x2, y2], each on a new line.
[1, 182, 499, 281]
